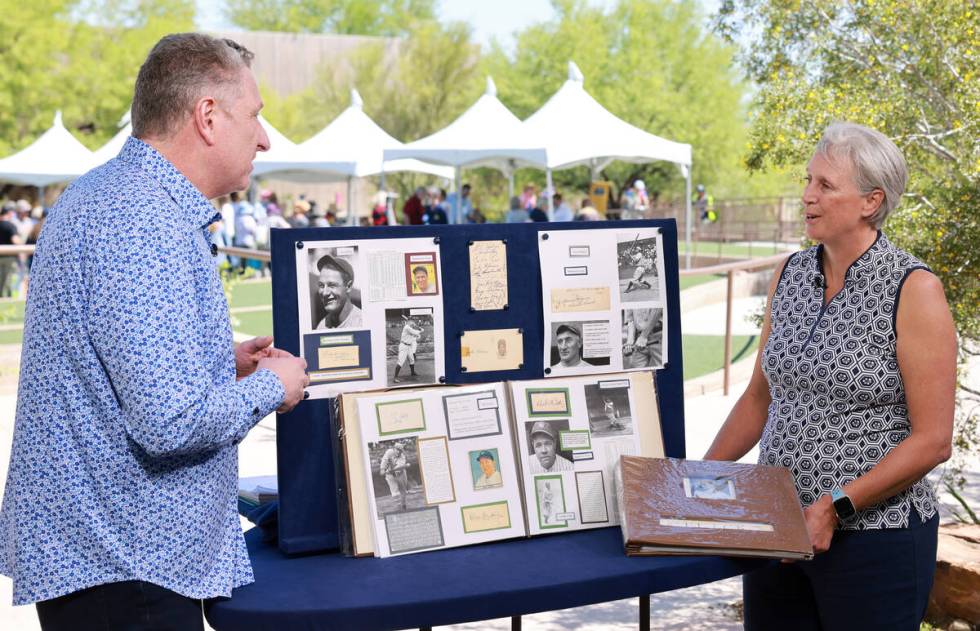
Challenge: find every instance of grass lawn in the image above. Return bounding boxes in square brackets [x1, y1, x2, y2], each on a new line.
[678, 274, 721, 291]
[231, 309, 274, 338]
[682, 334, 759, 381]
[227, 277, 275, 309]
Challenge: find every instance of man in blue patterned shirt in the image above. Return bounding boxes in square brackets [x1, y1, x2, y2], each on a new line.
[0, 34, 309, 629]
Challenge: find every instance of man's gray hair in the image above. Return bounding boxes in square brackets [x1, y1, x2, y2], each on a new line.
[814, 121, 908, 228]
[132, 33, 254, 139]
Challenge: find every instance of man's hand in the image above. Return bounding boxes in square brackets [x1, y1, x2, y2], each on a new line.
[803, 494, 838, 554]
[258, 355, 309, 414]
[236, 336, 291, 379]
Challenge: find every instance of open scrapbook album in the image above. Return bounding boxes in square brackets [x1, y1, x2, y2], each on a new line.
[332, 371, 665, 557]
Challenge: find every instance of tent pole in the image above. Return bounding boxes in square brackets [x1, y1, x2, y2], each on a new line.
[453, 165, 462, 224]
[346, 176, 354, 226]
[685, 166, 692, 269]
[38, 185, 46, 208]
[546, 169, 554, 220]
[508, 171, 514, 199]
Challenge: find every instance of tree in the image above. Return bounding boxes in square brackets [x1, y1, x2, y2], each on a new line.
[259, 20, 484, 203]
[715, 0, 978, 471]
[484, 0, 784, 206]
[0, 0, 195, 157]
[225, 0, 436, 36]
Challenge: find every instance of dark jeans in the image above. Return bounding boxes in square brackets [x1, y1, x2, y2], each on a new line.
[35, 580, 204, 631]
[743, 510, 939, 631]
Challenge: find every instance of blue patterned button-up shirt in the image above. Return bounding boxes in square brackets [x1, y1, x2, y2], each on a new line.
[0, 137, 285, 605]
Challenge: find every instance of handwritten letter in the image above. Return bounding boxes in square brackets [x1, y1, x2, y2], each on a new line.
[469, 240, 508, 311]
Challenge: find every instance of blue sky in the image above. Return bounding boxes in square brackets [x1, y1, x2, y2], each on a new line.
[196, 0, 616, 50]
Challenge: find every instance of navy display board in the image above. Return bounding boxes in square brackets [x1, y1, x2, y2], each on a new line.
[270, 220, 685, 555]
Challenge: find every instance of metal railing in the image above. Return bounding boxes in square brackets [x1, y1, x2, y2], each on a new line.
[679, 252, 789, 394]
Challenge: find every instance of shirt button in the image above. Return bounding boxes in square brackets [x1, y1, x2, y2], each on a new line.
[252, 407, 260, 416]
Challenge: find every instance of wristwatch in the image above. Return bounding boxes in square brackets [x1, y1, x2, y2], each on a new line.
[831, 487, 856, 520]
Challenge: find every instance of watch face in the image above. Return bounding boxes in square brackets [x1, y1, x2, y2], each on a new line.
[833, 494, 856, 519]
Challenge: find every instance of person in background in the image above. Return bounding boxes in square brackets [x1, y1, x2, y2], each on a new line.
[371, 192, 389, 226]
[505, 195, 529, 223]
[520, 183, 537, 210]
[25, 206, 46, 276]
[12, 200, 34, 295]
[466, 206, 486, 224]
[576, 198, 601, 221]
[289, 200, 311, 228]
[705, 122, 955, 629]
[529, 203, 549, 222]
[0, 33, 308, 629]
[233, 191, 259, 274]
[402, 187, 425, 225]
[259, 189, 281, 216]
[0, 203, 21, 297]
[552, 193, 574, 222]
[422, 188, 448, 225]
[693, 184, 716, 223]
[445, 183, 473, 224]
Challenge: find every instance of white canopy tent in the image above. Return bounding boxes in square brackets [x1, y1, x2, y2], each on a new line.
[91, 111, 131, 167]
[383, 77, 549, 223]
[254, 91, 453, 224]
[0, 112, 95, 201]
[524, 62, 695, 264]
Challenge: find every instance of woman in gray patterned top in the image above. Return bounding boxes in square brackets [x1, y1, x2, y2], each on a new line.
[705, 122, 955, 629]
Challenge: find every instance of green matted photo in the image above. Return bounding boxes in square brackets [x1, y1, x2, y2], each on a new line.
[559, 429, 592, 451]
[459, 500, 512, 534]
[525, 387, 571, 418]
[534, 474, 568, 530]
[375, 398, 427, 436]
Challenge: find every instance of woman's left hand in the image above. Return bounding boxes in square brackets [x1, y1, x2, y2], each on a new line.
[804, 495, 838, 554]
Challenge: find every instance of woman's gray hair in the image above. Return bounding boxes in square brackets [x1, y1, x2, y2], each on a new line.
[132, 33, 254, 140]
[814, 122, 908, 228]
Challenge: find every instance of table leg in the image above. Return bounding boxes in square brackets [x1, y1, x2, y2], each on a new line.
[511, 615, 522, 630]
[639, 594, 650, 631]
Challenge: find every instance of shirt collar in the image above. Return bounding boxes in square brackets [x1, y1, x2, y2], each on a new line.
[815, 230, 887, 283]
[117, 136, 219, 230]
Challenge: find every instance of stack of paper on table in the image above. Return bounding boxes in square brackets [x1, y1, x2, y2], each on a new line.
[333, 371, 665, 557]
[238, 475, 279, 506]
[616, 456, 813, 560]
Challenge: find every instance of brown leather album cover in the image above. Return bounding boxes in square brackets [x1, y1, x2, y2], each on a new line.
[617, 456, 813, 560]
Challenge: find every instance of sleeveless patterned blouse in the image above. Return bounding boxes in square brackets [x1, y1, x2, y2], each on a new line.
[759, 232, 938, 529]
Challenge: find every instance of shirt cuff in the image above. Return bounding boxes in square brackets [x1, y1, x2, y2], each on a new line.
[239, 368, 286, 420]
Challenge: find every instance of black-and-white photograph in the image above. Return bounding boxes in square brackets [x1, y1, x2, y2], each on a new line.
[684, 476, 737, 500]
[385, 308, 436, 386]
[308, 246, 362, 330]
[524, 419, 575, 474]
[535, 476, 567, 528]
[616, 234, 661, 303]
[621, 307, 664, 369]
[584, 383, 633, 436]
[548, 320, 610, 372]
[369, 438, 425, 518]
